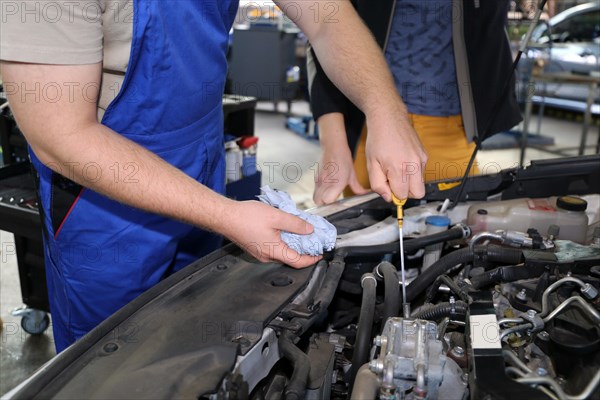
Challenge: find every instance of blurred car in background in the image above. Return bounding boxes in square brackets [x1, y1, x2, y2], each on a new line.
[518, 2, 600, 113]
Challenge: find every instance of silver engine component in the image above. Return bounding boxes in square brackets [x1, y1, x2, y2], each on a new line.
[353, 318, 467, 400]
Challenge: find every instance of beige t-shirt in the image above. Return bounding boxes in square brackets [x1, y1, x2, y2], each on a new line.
[0, 0, 133, 120]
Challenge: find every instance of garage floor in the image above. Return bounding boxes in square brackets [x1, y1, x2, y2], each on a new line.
[0, 100, 598, 396]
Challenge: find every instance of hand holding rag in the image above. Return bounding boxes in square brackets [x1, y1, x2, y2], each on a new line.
[258, 186, 337, 256]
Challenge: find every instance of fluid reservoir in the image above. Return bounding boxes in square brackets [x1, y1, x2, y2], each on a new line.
[467, 196, 589, 244]
[422, 215, 451, 270]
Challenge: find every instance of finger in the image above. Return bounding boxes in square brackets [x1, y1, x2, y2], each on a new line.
[279, 244, 322, 269]
[408, 173, 426, 199]
[321, 186, 342, 204]
[393, 157, 420, 199]
[313, 186, 326, 206]
[387, 167, 408, 200]
[289, 255, 322, 269]
[416, 159, 428, 197]
[367, 162, 392, 202]
[274, 211, 314, 235]
[314, 183, 336, 206]
[405, 160, 425, 199]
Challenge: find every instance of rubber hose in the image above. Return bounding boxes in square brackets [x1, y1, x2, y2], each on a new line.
[403, 226, 469, 252]
[484, 244, 524, 265]
[425, 275, 469, 303]
[406, 245, 524, 302]
[412, 301, 468, 321]
[350, 273, 377, 390]
[350, 363, 381, 400]
[279, 332, 311, 400]
[265, 375, 287, 400]
[292, 254, 346, 337]
[312, 254, 345, 311]
[341, 225, 468, 259]
[342, 242, 400, 260]
[471, 265, 532, 289]
[406, 247, 474, 302]
[376, 262, 401, 323]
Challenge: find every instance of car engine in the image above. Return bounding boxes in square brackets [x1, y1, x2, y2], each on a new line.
[222, 155, 600, 400]
[5, 155, 600, 400]
[235, 198, 599, 400]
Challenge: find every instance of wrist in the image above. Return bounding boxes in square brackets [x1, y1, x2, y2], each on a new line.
[365, 96, 409, 127]
[366, 104, 412, 138]
[195, 193, 237, 237]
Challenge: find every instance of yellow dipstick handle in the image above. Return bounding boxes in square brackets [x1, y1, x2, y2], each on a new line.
[392, 194, 407, 228]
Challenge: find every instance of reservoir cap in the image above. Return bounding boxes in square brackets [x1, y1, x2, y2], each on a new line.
[425, 215, 451, 227]
[556, 196, 587, 212]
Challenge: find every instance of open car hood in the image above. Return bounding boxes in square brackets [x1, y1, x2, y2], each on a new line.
[5, 155, 600, 400]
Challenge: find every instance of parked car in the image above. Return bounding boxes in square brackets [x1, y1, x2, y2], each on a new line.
[518, 2, 600, 113]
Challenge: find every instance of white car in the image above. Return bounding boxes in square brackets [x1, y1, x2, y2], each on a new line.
[518, 2, 600, 113]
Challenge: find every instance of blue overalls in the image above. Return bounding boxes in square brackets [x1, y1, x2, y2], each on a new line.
[29, 0, 239, 352]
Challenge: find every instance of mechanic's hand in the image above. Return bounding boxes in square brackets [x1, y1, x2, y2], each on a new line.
[313, 146, 368, 206]
[365, 110, 428, 201]
[223, 200, 322, 269]
[313, 113, 368, 205]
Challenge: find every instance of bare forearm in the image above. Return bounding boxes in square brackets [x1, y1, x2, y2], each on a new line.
[282, 0, 407, 119]
[278, 1, 427, 200]
[1, 61, 231, 234]
[33, 123, 232, 234]
[318, 112, 350, 152]
[1, 62, 320, 268]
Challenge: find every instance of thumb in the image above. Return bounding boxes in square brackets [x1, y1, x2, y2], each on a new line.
[313, 185, 328, 206]
[321, 186, 342, 205]
[275, 211, 314, 235]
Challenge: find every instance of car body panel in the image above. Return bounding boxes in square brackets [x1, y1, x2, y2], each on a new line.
[5, 248, 315, 399]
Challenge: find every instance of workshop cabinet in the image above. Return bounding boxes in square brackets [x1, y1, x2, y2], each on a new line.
[228, 27, 300, 113]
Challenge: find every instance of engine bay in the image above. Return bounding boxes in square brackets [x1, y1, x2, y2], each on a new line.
[238, 190, 600, 400]
[5, 155, 600, 400]
[260, 196, 599, 400]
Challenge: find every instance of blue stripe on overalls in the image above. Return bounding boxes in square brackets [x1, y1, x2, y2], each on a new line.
[29, 0, 239, 352]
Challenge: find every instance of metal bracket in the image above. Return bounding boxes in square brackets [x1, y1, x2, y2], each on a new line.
[520, 310, 544, 333]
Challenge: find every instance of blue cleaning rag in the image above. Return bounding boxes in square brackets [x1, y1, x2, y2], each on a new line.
[257, 186, 337, 256]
